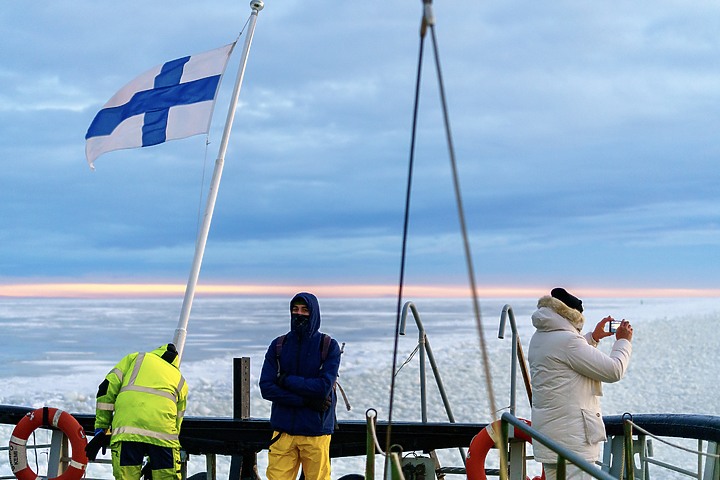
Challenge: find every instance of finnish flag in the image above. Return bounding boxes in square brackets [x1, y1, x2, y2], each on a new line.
[85, 43, 235, 169]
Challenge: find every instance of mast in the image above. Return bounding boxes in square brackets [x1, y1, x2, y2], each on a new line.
[173, 0, 265, 362]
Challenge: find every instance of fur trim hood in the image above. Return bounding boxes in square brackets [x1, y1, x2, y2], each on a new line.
[535, 295, 585, 332]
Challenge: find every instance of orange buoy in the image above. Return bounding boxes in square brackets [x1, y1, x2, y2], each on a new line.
[8, 407, 88, 480]
[466, 418, 539, 480]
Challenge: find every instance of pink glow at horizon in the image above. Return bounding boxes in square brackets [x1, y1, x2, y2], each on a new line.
[1, 283, 719, 299]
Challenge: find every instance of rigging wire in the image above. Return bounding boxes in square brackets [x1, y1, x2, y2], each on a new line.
[194, 16, 252, 241]
[394, 344, 421, 377]
[426, 7, 501, 426]
[195, 140, 213, 237]
[627, 420, 720, 458]
[386, 0, 427, 458]
[388, 1, 506, 477]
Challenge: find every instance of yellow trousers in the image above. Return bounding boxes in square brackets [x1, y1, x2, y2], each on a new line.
[267, 432, 331, 480]
[110, 441, 181, 480]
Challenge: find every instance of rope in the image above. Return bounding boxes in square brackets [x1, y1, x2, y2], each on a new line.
[368, 412, 388, 456]
[31, 430, 40, 477]
[336, 382, 352, 411]
[195, 15, 251, 238]
[195, 136, 212, 237]
[626, 420, 720, 459]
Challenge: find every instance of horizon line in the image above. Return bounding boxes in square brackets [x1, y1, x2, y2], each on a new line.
[1, 282, 720, 299]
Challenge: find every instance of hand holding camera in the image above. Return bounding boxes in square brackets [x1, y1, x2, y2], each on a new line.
[594, 316, 633, 342]
[606, 320, 622, 333]
[592, 316, 617, 342]
[614, 319, 633, 342]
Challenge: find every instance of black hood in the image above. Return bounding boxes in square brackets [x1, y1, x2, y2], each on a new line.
[290, 292, 321, 336]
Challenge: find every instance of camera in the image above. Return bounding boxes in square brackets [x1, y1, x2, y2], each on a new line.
[607, 320, 621, 333]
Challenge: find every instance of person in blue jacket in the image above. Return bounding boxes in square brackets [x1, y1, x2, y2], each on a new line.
[259, 292, 342, 480]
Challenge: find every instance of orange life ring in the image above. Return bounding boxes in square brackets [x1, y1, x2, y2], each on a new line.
[8, 407, 88, 480]
[466, 418, 542, 480]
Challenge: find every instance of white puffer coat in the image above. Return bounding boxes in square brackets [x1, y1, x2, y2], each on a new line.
[528, 296, 632, 463]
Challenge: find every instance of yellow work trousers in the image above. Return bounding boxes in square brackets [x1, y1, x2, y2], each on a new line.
[111, 441, 181, 480]
[267, 432, 331, 480]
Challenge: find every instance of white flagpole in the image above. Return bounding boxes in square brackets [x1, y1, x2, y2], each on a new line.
[173, 0, 265, 362]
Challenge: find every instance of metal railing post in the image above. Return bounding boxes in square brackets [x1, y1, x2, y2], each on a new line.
[623, 414, 636, 480]
[366, 409, 377, 480]
[498, 304, 532, 413]
[399, 301, 466, 463]
[501, 412, 618, 480]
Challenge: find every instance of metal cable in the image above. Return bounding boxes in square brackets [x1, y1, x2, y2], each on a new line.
[386, 2, 427, 458]
[426, 1, 500, 432]
[626, 420, 720, 459]
[388, 1, 504, 477]
[425, 3, 506, 478]
[394, 344, 421, 377]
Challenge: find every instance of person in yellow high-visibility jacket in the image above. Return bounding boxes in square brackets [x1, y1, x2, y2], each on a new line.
[87, 343, 188, 480]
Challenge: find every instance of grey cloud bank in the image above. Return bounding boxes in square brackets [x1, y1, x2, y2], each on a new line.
[1, 1, 719, 291]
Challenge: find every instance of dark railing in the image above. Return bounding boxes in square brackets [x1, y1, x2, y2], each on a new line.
[502, 412, 617, 480]
[2, 405, 718, 460]
[503, 412, 720, 480]
[0, 404, 483, 459]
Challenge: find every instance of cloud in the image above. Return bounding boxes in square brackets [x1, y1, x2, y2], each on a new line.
[0, 73, 91, 113]
[2, 1, 720, 292]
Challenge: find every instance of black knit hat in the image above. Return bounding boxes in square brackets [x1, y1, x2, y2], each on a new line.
[291, 296, 307, 306]
[551, 287, 583, 313]
[161, 343, 178, 364]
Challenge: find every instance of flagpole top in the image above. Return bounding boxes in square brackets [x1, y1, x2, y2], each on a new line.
[251, 0, 264, 11]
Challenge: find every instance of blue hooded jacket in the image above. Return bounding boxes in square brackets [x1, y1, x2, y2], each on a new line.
[259, 292, 341, 436]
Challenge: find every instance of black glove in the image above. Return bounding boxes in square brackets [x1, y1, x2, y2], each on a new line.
[85, 430, 110, 461]
[141, 461, 153, 480]
[304, 396, 332, 412]
[277, 372, 288, 387]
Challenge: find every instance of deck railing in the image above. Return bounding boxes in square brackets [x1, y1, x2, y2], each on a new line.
[2, 303, 719, 480]
[399, 300, 467, 466]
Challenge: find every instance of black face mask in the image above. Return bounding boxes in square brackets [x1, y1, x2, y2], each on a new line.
[291, 313, 310, 333]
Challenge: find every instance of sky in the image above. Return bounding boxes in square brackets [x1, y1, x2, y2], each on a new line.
[2, 1, 720, 298]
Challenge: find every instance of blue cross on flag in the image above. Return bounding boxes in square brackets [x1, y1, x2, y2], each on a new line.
[85, 43, 235, 169]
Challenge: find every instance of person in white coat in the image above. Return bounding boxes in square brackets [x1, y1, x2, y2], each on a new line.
[528, 287, 633, 480]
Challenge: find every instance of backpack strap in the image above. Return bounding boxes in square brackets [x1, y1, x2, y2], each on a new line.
[320, 335, 352, 411]
[275, 334, 286, 378]
[321, 333, 331, 362]
[275, 334, 286, 359]
[276, 333, 332, 372]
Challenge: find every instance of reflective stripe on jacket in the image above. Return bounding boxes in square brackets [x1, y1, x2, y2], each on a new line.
[95, 344, 188, 448]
